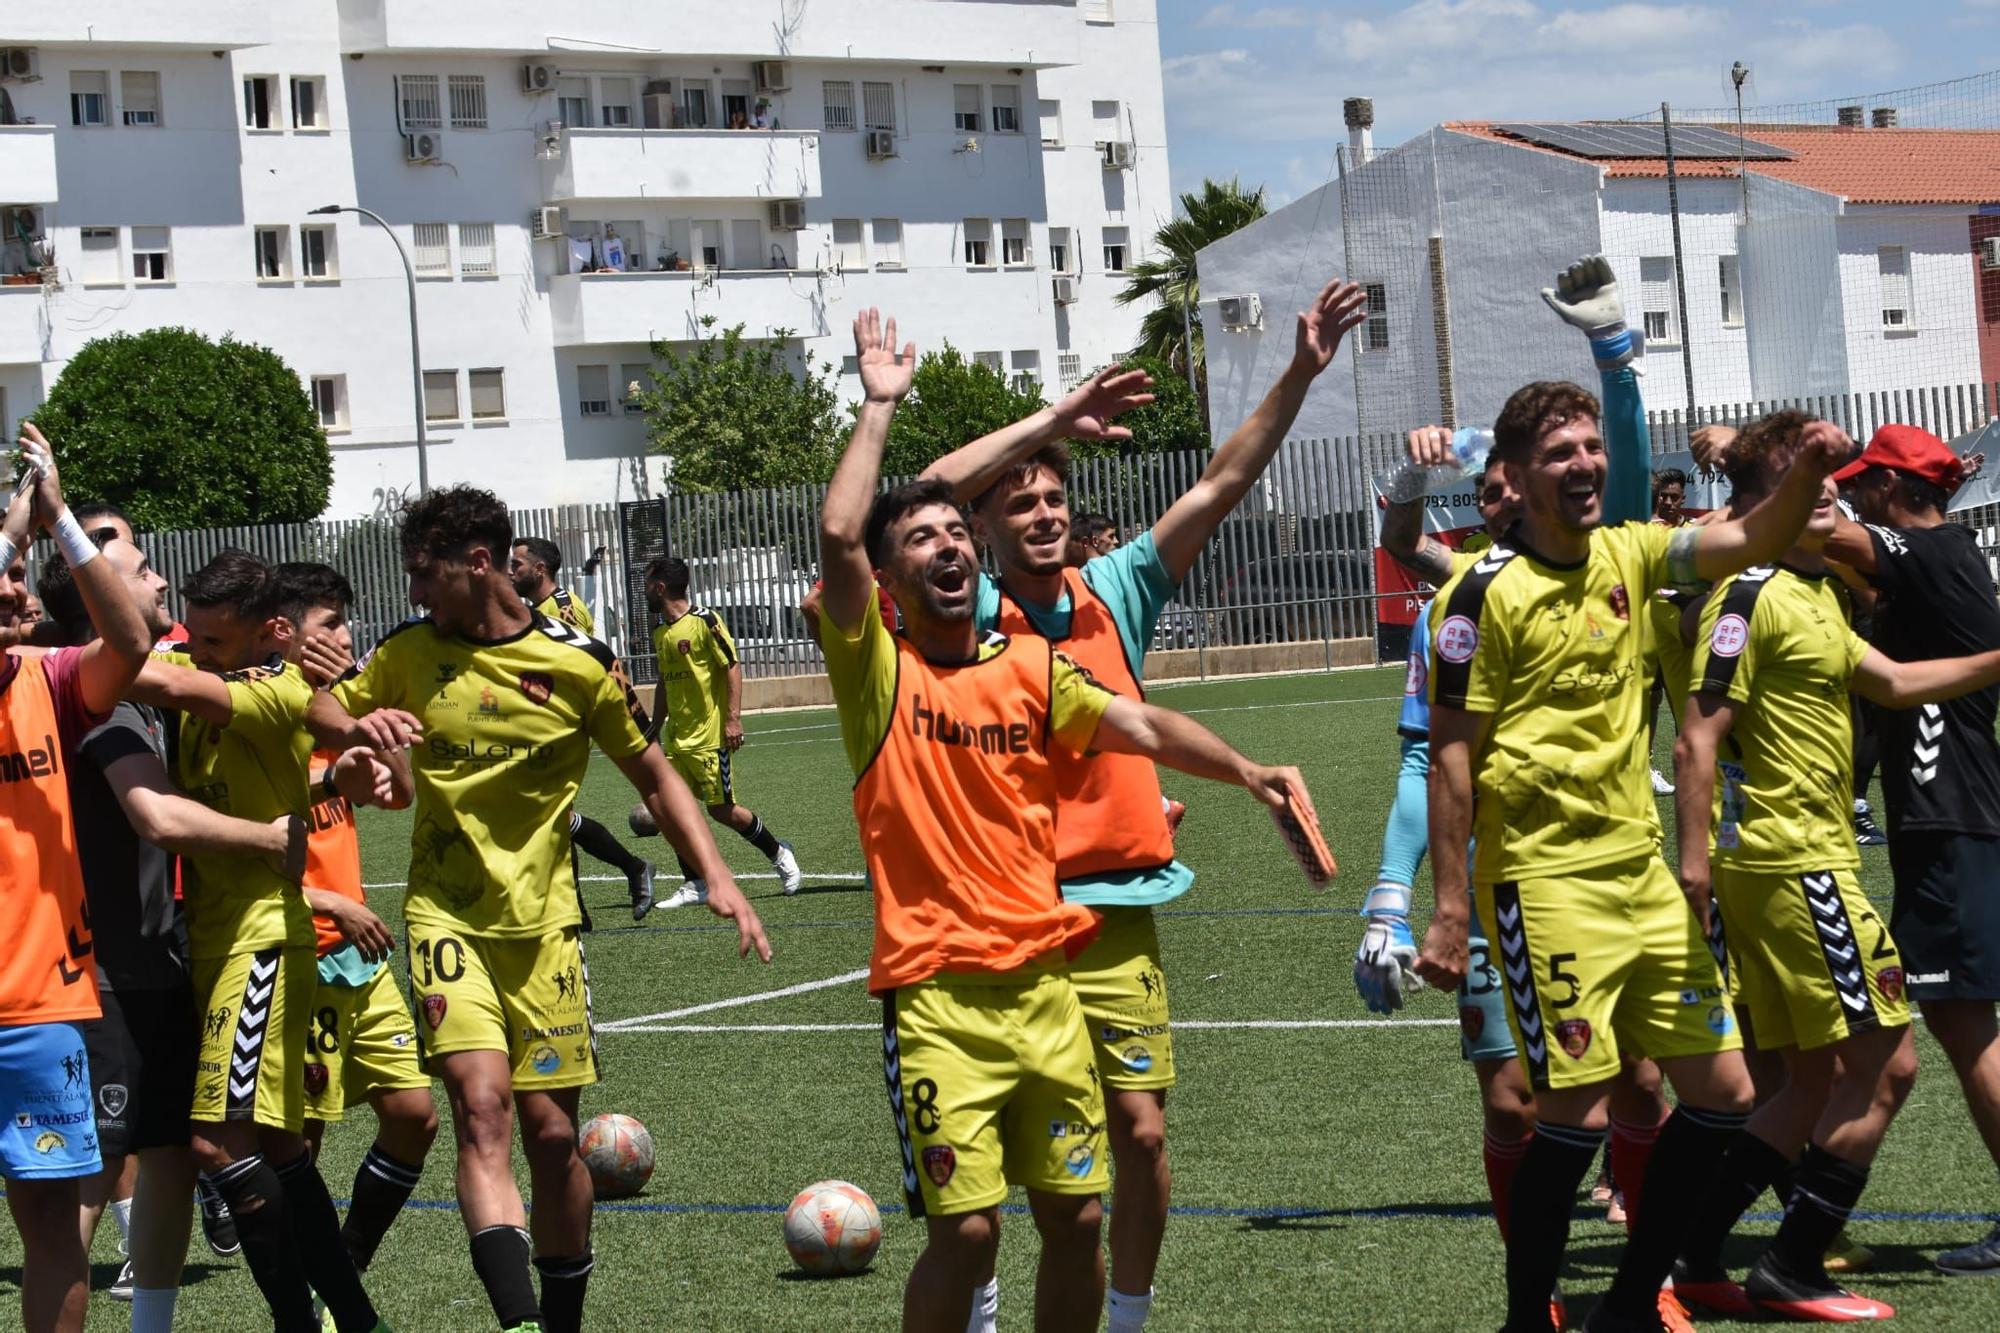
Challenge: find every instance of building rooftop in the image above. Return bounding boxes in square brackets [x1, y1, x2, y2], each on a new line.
[1445, 120, 2000, 205]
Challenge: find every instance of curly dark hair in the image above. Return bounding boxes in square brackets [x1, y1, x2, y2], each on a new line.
[1491, 381, 1601, 467]
[268, 561, 354, 628]
[867, 479, 965, 567]
[180, 548, 275, 617]
[1723, 410, 1815, 501]
[1652, 467, 1689, 495]
[397, 486, 513, 564]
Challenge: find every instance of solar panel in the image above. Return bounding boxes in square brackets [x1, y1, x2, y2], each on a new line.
[1490, 122, 1794, 161]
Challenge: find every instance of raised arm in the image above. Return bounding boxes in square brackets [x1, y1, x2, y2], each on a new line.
[1672, 692, 1733, 935]
[1685, 422, 1848, 583]
[1381, 427, 1465, 586]
[127, 657, 234, 727]
[1089, 694, 1312, 815]
[820, 309, 914, 632]
[1541, 256, 1651, 524]
[920, 365, 1157, 502]
[1413, 702, 1492, 993]
[1150, 278, 1366, 580]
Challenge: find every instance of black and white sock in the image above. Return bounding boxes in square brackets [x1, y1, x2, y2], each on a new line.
[210, 1154, 317, 1331]
[1769, 1143, 1869, 1285]
[1503, 1120, 1604, 1332]
[274, 1151, 379, 1333]
[470, 1225, 541, 1329]
[1603, 1103, 1748, 1319]
[342, 1145, 424, 1272]
[738, 814, 782, 859]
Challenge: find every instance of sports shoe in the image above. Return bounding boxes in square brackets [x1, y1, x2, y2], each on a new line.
[1824, 1228, 1875, 1274]
[1164, 799, 1187, 834]
[1672, 1260, 1754, 1316]
[1745, 1253, 1894, 1320]
[108, 1259, 134, 1302]
[661, 880, 708, 910]
[1605, 1189, 1628, 1227]
[1590, 1169, 1615, 1206]
[1550, 1282, 1567, 1329]
[1936, 1219, 2000, 1275]
[772, 841, 803, 896]
[1652, 768, 1676, 795]
[1656, 1289, 1696, 1333]
[195, 1177, 240, 1257]
[1853, 806, 1887, 847]
[629, 859, 656, 921]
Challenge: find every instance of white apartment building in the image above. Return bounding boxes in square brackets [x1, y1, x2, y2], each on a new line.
[0, 0, 1169, 517]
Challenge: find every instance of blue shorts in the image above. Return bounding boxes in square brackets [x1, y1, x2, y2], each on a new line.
[1460, 896, 1517, 1064]
[0, 1022, 101, 1180]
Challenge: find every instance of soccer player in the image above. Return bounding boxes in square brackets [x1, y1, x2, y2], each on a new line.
[638, 556, 803, 906]
[1063, 513, 1120, 568]
[1410, 376, 1849, 1333]
[313, 486, 768, 1333]
[0, 433, 152, 1333]
[1669, 411, 2000, 1317]
[510, 535, 657, 920]
[827, 308, 1324, 1333]
[917, 277, 1364, 1332]
[268, 562, 441, 1281]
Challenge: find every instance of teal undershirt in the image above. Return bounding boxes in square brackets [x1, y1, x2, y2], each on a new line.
[974, 532, 1197, 908]
[317, 940, 386, 988]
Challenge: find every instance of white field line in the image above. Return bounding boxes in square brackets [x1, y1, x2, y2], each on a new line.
[595, 967, 872, 1031]
[608, 1017, 1460, 1035]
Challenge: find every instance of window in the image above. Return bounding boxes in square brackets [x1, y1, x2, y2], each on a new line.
[310, 375, 348, 431]
[79, 228, 120, 285]
[1039, 99, 1062, 146]
[871, 218, 903, 269]
[290, 76, 326, 130]
[1363, 282, 1388, 351]
[458, 223, 496, 277]
[1092, 99, 1121, 129]
[242, 75, 277, 129]
[964, 218, 993, 267]
[1640, 256, 1676, 344]
[973, 351, 1004, 374]
[1102, 225, 1127, 273]
[599, 77, 634, 128]
[839, 355, 860, 376]
[130, 227, 170, 282]
[990, 85, 1019, 134]
[1049, 226, 1072, 273]
[557, 77, 591, 131]
[1058, 351, 1084, 391]
[71, 71, 109, 127]
[413, 223, 449, 276]
[680, 84, 709, 129]
[423, 370, 459, 422]
[1001, 218, 1030, 267]
[953, 85, 982, 133]
[120, 71, 160, 127]
[398, 74, 441, 132]
[832, 219, 865, 270]
[607, 220, 643, 272]
[1010, 349, 1040, 393]
[1718, 254, 1742, 328]
[576, 365, 611, 417]
[721, 79, 751, 127]
[300, 225, 336, 280]
[620, 363, 651, 415]
[1879, 245, 1912, 329]
[446, 74, 487, 129]
[695, 219, 723, 269]
[468, 368, 506, 420]
[822, 80, 855, 132]
[254, 226, 290, 280]
[862, 81, 896, 133]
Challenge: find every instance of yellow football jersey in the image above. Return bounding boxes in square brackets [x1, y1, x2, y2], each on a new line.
[333, 612, 651, 938]
[168, 657, 317, 959]
[1429, 522, 1673, 883]
[536, 587, 594, 634]
[651, 606, 738, 754]
[1690, 565, 1867, 873]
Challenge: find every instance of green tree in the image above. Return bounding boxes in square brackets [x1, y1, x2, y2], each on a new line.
[1117, 177, 1267, 383]
[876, 341, 1047, 477]
[637, 320, 845, 490]
[31, 327, 332, 527]
[1099, 355, 1208, 455]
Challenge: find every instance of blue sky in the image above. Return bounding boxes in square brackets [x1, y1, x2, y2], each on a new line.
[1158, 0, 2000, 207]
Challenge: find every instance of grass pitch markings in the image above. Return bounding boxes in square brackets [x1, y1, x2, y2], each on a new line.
[596, 968, 872, 1031]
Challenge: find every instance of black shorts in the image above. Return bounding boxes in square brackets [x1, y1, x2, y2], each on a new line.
[1889, 831, 2000, 1001]
[80, 983, 197, 1157]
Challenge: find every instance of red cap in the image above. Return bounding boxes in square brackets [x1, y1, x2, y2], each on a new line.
[1832, 423, 1963, 488]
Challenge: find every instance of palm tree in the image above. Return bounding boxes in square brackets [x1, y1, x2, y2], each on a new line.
[1115, 177, 1268, 385]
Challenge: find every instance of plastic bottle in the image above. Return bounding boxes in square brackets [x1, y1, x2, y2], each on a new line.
[1382, 427, 1494, 503]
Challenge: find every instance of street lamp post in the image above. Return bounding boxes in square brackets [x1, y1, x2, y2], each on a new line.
[309, 204, 429, 496]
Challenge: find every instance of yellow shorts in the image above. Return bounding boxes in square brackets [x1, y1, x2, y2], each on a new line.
[667, 747, 733, 807]
[304, 963, 430, 1122]
[1715, 866, 1912, 1052]
[883, 963, 1109, 1218]
[406, 923, 599, 1091]
[192, 946, 315, 1131]
[1478, 854, 1742, 1091]
[1069, 906, 1174, 1091]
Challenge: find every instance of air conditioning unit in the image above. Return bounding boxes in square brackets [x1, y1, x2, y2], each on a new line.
[405, 131, 442, 163]
[642, 93, 677, 130]
[754, 61, 791, 93]
[1101, 140, 1134, 170]
[866, 128, 897, 160]
[1052, 274, 1078, 305]
[0, 48, 40, 82]
[1216, 293, 1262, 331]
[767, 200, 806, 231]
[1983, 236, 2000, 271]
[530, 206, 566, 239]
[521, 63, 556, 95]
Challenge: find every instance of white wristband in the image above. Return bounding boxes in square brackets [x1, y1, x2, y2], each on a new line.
[51, 508, 99, 569]
[0, 534, 15, 572]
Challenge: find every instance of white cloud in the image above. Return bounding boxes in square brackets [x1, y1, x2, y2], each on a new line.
[1194, 4, 1317, 30]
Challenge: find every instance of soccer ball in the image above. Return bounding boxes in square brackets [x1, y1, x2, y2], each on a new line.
[579, 1113, 654, 1199]
[783, 1180, 883, 1275]
[628, 802, 658, 838]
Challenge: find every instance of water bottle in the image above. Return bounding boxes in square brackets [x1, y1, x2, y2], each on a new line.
[1383, 427, 1493, 502]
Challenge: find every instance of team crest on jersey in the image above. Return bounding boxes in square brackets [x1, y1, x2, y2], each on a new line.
[519, 672, 553, 706]
[303, 1063, 329, 1096]
[1436, 615, 1479, 664]
[422, 994, 448, 1029]
[922, 1145, 956, 1187]
[677, 639, 692, 655]
[1584, 613, 1606, 640]
[1556, 1019, 1592, 1058]
[1878, 967, 1905, 1003]
[1609, 585, 1631, 621]
[1710, 613, 1749, 658]
[1459, 1003, 1485, 1041]
[1404, 652, 1428, 698]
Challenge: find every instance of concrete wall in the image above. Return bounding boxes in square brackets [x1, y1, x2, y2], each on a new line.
[1599, 176, 1754, 409]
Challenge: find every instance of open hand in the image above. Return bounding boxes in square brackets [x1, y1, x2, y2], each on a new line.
[300, 631, 355, 689]
[1294, 278, 1369, 375]
[1052, 365, 1156, 442]
[853, 307, 915, 405]
[16, 421, 67, 529]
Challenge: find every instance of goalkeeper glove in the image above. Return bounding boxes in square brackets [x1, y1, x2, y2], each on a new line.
[1353, 881, 1424, 1014]
[1541, 254, 1638, 370]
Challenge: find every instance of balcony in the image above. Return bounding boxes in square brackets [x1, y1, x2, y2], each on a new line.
[551, 129, 820, 204]
[7, 3, 270, 49]
[0, 126, 57, 205]
[549, 270, 829, 346]
[0, 284, 49, 365]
